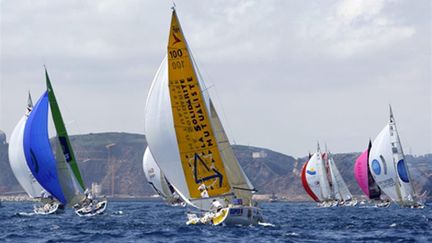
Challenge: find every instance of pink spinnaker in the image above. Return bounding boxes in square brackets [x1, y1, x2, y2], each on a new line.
[354, 149, 369, 197]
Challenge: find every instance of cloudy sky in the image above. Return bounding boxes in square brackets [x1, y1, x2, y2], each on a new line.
[0, 0, 430, 157]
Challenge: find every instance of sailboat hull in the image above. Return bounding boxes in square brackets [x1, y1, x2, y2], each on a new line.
[75, 200, 108, 217]
[33, 202, 64, 215]
[215, 206, 263, 226]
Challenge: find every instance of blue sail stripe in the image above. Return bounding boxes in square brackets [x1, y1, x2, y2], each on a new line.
[23, 92, 67, 204]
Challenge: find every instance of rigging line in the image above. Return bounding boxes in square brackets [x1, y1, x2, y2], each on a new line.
[188, 46, 239, 145]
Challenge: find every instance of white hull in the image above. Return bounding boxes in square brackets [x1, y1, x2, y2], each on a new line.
[75, 200, 107, 217]
[33, 203, 64, 215]
[375, 201, 391, 208]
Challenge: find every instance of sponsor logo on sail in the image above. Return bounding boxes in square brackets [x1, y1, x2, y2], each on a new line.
[172, 33, 181, 45]
[397, 160, 410, 183]
[372, 159, 381, 175]
[306, 168, 316, 175]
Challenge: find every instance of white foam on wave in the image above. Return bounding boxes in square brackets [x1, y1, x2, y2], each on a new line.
[258, 222, 276, 227]
[113, 210, 124, 215]
[17, 212, 34, 217]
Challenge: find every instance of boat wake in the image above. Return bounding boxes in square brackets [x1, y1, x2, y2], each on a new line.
[258, 222, 276, 227]
[112, 210, 124, 215]
[16, 212, 35, 217]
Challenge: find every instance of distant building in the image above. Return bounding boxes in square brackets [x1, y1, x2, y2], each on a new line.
[252, 150, 268, 159]
[292, 159, 300, 176]
[91, 182, 102, 196]
[0, 130, 6, 144]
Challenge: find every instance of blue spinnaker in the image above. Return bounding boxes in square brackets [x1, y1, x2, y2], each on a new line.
[23, 92, 66, 204]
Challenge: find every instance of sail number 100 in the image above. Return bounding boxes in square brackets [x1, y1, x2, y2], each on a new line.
[170, 49, 185, 70]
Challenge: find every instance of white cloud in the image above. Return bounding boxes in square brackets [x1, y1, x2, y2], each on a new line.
[0, 0, 430, 156]
[295, 0, 416, 58]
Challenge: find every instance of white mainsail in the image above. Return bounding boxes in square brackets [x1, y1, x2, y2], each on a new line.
[317, 148, 331, 201]
[327, 156, 342, 201]
[327, 155, 353, 201]
[208, 100, 254, 205]
[8, 94, 45, 198]
[388, 109, 416, 204]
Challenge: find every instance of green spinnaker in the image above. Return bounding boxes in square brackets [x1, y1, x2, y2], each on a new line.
[45, 69, 86, 191]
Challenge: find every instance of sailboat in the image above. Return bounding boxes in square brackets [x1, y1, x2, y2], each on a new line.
[368, 106, 423, 208]
[301, 144, 333, 206]
[23, 69, 107, 216]
[354, 141, 389, 207]
[324, 150, 356, 206]
[143, 147, 183, 205]
[144, 8, 263, 225]
[8, 92, 60, 214]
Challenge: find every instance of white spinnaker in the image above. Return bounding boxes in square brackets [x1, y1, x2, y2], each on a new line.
[143, 147, 174, 199]
[145, 56, 192, 201]
[389, 118, 415, 204]
[305, 153, 324, 201]
[369, 124, 401, 202]
[8, 116, 45, 198]
[329, 157, 352, 201]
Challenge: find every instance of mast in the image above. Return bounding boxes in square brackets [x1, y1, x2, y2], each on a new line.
[45, 68, 86, 191]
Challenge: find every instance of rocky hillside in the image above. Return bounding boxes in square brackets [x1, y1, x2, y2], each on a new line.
[0, 132, 430, 201]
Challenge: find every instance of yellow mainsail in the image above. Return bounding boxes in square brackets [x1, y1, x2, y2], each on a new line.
[167, 10, 231, 199]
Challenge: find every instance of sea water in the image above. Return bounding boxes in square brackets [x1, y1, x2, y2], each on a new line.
[0, 201, 431, 242]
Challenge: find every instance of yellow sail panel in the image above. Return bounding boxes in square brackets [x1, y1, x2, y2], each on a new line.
[167, 11, 231, 199]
